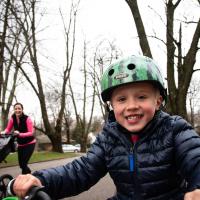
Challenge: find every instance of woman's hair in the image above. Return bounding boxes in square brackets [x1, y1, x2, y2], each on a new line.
[14, 102, 24, 110]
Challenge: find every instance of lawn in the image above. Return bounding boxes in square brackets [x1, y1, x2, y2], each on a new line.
[0, 151, 80, 168]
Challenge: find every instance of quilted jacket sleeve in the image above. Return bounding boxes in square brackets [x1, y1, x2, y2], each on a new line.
[173, 116, 200, 191]
[33, 134, 107, 199]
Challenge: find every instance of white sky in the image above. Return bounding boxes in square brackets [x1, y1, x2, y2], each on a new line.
[14, 0, 200, 121]
[38, 0, 166, 63]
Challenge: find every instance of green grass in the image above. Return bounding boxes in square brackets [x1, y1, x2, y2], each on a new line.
[0, 151, 80, 168]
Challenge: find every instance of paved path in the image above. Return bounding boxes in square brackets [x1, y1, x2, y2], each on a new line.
[0, 156, 116, 200]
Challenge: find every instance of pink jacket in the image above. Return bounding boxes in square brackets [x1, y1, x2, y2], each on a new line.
[5, 116, 36, 147]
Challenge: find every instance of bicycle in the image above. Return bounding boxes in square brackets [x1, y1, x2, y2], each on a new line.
[0, 133, 51, 200]
[0, 133, 18, 199]
[0, 174, 14, 199]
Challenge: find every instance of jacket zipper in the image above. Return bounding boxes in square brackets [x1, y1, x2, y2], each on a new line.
[129, 135, 138, 172]
[129, 135, 143, 199]
[129, 146, 135, 172]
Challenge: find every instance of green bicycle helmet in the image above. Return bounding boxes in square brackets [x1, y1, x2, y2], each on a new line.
[101, 55, 167, 103]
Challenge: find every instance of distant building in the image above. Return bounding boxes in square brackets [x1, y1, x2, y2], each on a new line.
[36, 134, 52, 151]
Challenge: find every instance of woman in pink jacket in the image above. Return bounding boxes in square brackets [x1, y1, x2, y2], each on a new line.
[2, 102, 36, 174]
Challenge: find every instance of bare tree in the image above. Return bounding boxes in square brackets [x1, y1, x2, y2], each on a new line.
[63, 108, 73, 144]
[45, 87, 73, 144]
[0, 0, 10, 103]
[89, 39, 123, 121]
[187, 78, 200, 127]
[0, 0, 28, 129]
[125, 0, 200, 119]
[9, 0, 80, 152]
[69, 40, 96, 152]
[67, 39, 123, 151]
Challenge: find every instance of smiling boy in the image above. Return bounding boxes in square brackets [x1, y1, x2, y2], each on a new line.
[11, 55, 200, 199]
[111, 82, 163, 133]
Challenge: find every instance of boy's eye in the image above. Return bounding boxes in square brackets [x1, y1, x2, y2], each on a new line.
[138, 95, 147, 99]
[117, 96, 126, 102]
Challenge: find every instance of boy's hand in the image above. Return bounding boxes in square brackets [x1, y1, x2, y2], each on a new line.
[13, 174, 42, 199]
[184, 189, 200, 200]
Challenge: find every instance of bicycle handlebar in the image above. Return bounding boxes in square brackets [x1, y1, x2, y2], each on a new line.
[0, 132, 17, 138]
[6, 179, 51, 200]
[24, 186, 51, 200]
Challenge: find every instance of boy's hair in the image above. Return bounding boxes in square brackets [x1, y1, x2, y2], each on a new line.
[100, 55, 167, 104]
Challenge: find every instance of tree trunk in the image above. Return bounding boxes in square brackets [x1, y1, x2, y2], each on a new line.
[125, 0, 152, 58]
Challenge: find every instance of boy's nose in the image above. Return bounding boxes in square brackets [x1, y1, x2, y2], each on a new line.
[126, 99, 139, 110]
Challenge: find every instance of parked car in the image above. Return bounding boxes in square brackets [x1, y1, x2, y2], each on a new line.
[62, 144, 80, 153]
[74, 144, 80, 148]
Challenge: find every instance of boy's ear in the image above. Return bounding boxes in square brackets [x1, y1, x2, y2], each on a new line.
[109, 102, 113, 110]
[156, 95, 163, 110]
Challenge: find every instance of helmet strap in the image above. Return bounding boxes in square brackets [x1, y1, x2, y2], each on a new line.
[106, 103, 110, 112]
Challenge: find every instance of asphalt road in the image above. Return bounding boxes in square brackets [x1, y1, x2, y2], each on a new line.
[0, 155, 116, 200]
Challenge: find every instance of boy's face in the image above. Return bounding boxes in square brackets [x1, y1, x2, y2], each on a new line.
[111, 82, 163, 133]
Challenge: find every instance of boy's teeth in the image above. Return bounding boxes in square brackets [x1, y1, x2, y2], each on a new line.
[127, 116, 138, 120]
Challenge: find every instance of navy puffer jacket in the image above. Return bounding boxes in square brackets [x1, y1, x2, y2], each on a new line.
[34, 111, 200, 199]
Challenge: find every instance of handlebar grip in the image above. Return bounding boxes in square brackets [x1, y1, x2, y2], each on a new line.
[24, 186, 51, 200]
[0, 132, 16, 138]
[7, 180, 51, 200]
[31, 190, 51, 200]
[0, 133, 7, 138]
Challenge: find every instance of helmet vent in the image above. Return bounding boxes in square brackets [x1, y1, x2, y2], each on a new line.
[108, 69, 114, 76]
[127, 64, 135, 70]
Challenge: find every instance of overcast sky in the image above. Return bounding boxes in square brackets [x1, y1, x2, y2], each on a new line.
[38, 0, 166, 63]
